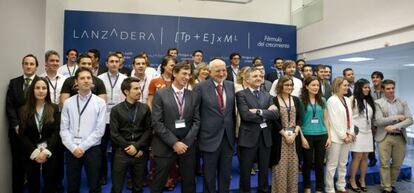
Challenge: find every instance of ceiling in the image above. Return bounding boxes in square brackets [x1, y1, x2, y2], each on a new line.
[308, 41, 414, 71]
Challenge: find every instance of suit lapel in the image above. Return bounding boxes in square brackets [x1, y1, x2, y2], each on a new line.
[245, 89, 259, 108]
[208, 79, 222, 114]
[183, 89, 191, 118]
[167, 88, 180, 120]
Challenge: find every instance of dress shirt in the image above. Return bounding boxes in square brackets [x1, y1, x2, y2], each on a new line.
[60, 91, 106, 153]
[371, 87, 384, 100]
[40, 72, 67, 104]
[58, 64, 78, 78]
[98, 72, 127, 123]
[131, 73, 151, 104]
[213, 80, 227, 109]
[269, 76, 303, 97]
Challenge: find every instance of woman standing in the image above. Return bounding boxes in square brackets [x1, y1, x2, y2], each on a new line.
[270, 76, 307, 193]
[18, 77, 60, 193]
[325, 77, 356, 193]
[147, 56, 176, 108]
[193, 62, 209, 84]
[348, 79, 375, 192]
[300, 76, 331, 193]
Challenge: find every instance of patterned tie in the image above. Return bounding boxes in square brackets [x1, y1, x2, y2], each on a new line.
[216, 84, 224, 113]
[253, 90, 260, 99]
[24, 78, 31, 92]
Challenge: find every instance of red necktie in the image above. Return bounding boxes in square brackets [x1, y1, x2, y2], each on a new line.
[216, 84, 224, 113]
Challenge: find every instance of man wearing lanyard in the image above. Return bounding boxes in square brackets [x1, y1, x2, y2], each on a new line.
[58, 48, 78, 78]
[226, 52, 241, 82]
[151, 62, 200, 193]
[40, 50, 67, 191]
[97, 53, 127, 185]
[60, 67, 106, 193]
[110, 77, 152, 193]
[131, 55, 151, 104]
[374, 79, 413, 193]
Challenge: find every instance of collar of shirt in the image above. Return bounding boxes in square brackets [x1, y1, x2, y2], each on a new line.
[43, 72, 63, 80]
[386, 97, 397, 104]
[125, 100, 136, 109]
[108, 71, 119, 78]
[213, 80, 224, 87]
[171, 83, 185, 94]
[248, 87, 259, 94]
[24, 74, 36, 80]
[78, 91, 92, 101]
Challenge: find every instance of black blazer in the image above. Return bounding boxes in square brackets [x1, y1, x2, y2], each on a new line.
[269, 95, 303, 166]
[236, 89, 278, 148]
[6, 75, 38, 134]
[225, 66, 236, 82]
[18, 104, 60, 157]
[151, 87, 200, 157]
[265, 71, 280, 83]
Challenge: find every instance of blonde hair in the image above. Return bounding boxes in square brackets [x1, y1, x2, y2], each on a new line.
[332, 76, 346, 94]
[236, 66, 251, 84]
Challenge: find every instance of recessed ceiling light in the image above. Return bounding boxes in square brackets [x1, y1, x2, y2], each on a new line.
[403, 63, 414, 67]
[338, 57, 374, 62]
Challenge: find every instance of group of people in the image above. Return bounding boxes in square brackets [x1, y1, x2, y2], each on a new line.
[6, 48, 412, 193]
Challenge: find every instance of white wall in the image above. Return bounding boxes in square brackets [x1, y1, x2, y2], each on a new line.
[297, 0, 414, 60]
[0, 0, 46, 192]
[46, 0, 292, 54]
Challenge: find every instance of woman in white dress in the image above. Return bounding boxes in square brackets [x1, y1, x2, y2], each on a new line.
[348, 79, 376, 192]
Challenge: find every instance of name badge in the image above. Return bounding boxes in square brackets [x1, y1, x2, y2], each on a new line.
[260, 122, 268, 128]
[175, 119, 186, 129]
[74, 137, 82, 145]
[37, 142, 47, 150]
[285, 127, 294, 135]
[311, 118, 319, 124]
[107, 103, 116, 112]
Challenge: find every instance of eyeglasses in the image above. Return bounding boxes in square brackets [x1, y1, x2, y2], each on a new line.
[283, 84, 293, 87]
[232, 57, 240, 60]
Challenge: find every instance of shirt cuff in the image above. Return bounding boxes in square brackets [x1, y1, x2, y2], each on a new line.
[30, 149, 41, 160]
[42, 149, 52, 158]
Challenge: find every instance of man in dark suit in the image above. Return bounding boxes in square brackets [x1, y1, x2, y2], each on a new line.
[265, 57, 283, 83]
[316, 64, 332, 99]
[253, 63, 272, 93]
[343, 68, 355, 97]
[151, 61, 200, 193]
[294, 59, 306, 80]
[6, 54, 39, 193]
[194, 59, 236, 193]
[88, 48, 107, 76]
[191, 50, 203, 71]
[236, 67, 278, 193]
[226, 52, 241, 82]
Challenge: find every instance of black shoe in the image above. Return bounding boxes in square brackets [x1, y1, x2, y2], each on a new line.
[347, 182, 361, 192]
[356, 181, 367, 192]
[368, 159, 377, 167]
[391, 186, 398, 193]
[100, 177, 107, 185]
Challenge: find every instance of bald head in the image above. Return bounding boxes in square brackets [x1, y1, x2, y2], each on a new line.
[209, 59, 227, 83]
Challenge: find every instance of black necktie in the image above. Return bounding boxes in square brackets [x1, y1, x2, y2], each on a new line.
[253, 90, 260, 99]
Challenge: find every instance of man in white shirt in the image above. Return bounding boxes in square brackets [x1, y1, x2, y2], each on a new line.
[269, 60, 303, 97]
[58, 48, 78, 78]
[131, 55, 151, 104]
[60, 67, 106, 193]
[97, 53, 127, 185]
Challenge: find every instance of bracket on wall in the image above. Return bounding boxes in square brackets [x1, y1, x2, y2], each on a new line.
[198, 0, 253, 4]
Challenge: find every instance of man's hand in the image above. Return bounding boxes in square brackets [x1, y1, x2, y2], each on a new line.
[325, 137, 332, 149]
[124, 145, 138, 156]
[397, 115, 406, 122]
[249, 109, 258, 114]
[385, 125, 397, 133]
[173, 142, 188, 155]
[72, 147, 84, 158]
[268, 105, 278, 111]
[134, 150, 144, 158]
[35, 152, 47, 164]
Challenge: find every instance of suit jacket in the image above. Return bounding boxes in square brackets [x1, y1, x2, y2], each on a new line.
[236, 89, 278, 148]
[265, 70, 281, 83]
[374, 97, 413, 142]
[225, 66, 236, 82]
[319, 80, 332, 100]
[6, 75, 38, 134]
[151, 87, 200, 157]
[294, 70, 303, 81]
[18, 104, 60, 157]
[193, 79, 236, 152]
[260, 80, 272, 93]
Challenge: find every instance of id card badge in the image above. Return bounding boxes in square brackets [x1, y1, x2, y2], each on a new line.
[37, 142, 47, 150]
[175, 119, 186, 129]
[107, 102, 116, 113]
[311, 117, 319, 124]
[74, 137, 82, 145]
[260, 122, 268, 128]
[285, 127, 294, 135]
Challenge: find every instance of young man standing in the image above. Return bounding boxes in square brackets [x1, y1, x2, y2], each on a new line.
[131, 55, 151, 104]
[58, 48, 78, 78]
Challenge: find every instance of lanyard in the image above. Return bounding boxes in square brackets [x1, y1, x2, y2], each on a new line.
[124, 102, 138, 124]
[140, 77, 147, 101]
[340, 97, 350, 130]
[280, 95, 292, 123]
[46, 76, 58, 104]
[67, 65, 77, 77]
[107, 72, 120, 102]
[76, 94, 93, 133]
[174, 91, 185, 119]
[364, 100, 369, 122]
[35, 104, 45, 137]
[375, 91, 382, 99]
[310, 102, 317, 118]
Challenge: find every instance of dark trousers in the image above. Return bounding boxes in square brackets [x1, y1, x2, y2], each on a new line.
[203, 135, 234, 193]
[239, 133, 270, 193]
[100, 124, 111, 180]
[368, 138, 377, 162]
[25, 156, 57, 193]
[302, 134, 328, 191]
[10, 132, 25, 193]
[66, 145, 102, 193]
[55, 139, 65, 189]
[151, 145, 196, 193]
[111, 148, 147, 193]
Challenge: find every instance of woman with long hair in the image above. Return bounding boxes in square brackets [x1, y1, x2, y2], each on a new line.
[325, 77, 356, 193]
[348, 79, 376, 192]
[300, 76, 331, 193]
[18, 77, 60, 193]
[147, 55, 176, 108]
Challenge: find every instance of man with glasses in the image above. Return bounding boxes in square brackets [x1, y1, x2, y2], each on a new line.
[226, 52, 241, 82]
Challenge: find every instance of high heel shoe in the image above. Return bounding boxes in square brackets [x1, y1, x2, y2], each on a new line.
[347, 182, 361, 193]
[357, 181, 368, 192]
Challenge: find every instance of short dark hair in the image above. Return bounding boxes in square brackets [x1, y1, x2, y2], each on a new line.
[252, 56, 262, 64]
[382, 79, 395, 89]
[65, 48, 78, 56]
[106, 53, 119, 62]
[121, 77, 140, 96]
[22, 54, 39, 67]
[296, 59, 306, 64]
[132, 55, 147, 66]
[77, 54, 92, 64]
[192, 50, 203, 56]
[371, 71, 384, 80]
[114, 51, 124, 57]
[315, 64, 325, 72]
[273, 57, 283, 64]
[229, 52, 241, 60]
[167, 48, 178, 56]
[74, 67, 93, 79]
[172, 60, 192, 82]
[45, 50, 60, 62]
[302, 64, 313, 72]
[342, 68, 353, 76]
[87, 49, 100, 61]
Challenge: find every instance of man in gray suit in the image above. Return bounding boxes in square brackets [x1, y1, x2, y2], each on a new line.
[194, 58, 236, 193]
[374, 79, 413, 193]
[151, 61, 200, 193]
[236, 67, 278, 193]
[316, 64, 332, 100]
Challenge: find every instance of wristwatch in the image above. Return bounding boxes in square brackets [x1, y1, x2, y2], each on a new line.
[256, 109, 261, 116]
